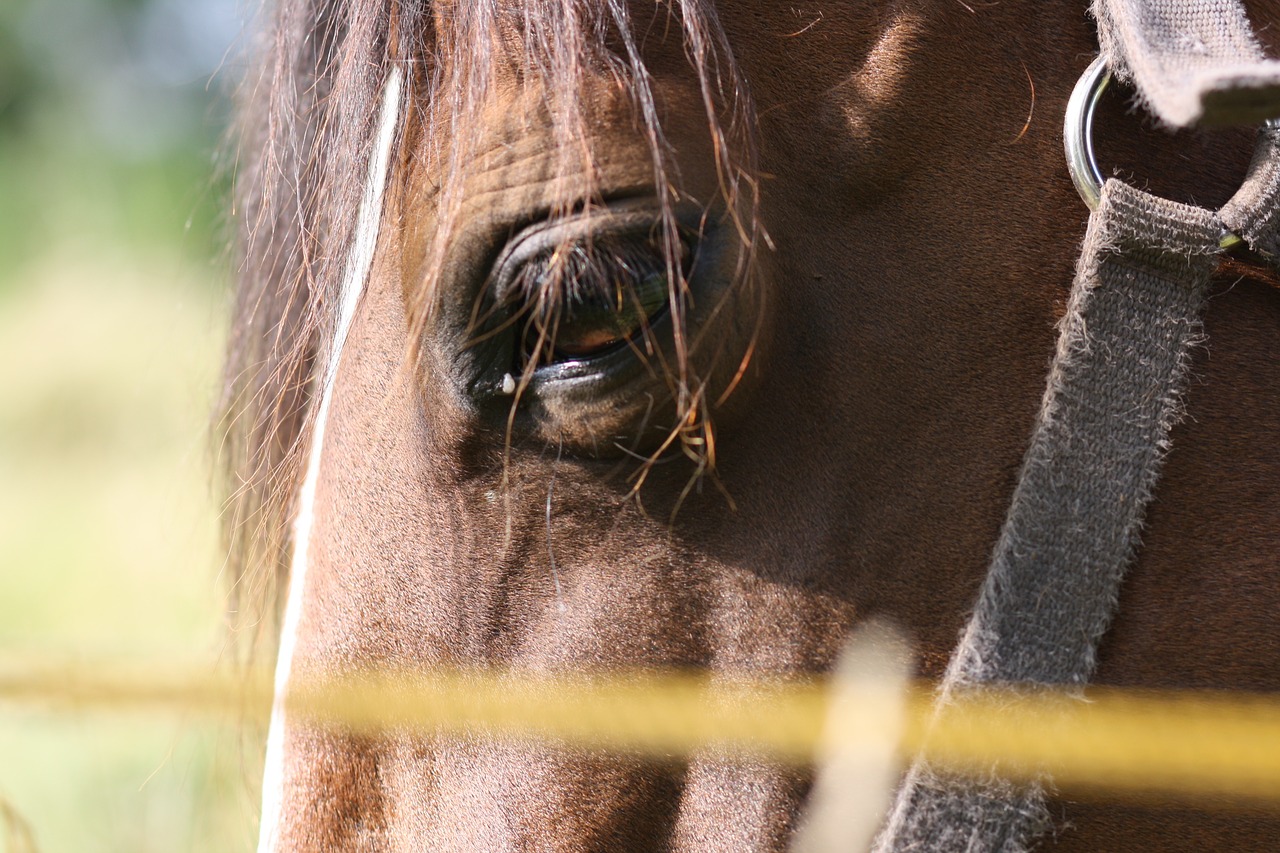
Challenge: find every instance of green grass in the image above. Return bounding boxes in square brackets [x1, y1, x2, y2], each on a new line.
[0, 250, 258, 851]
[0, 123, 230, 291]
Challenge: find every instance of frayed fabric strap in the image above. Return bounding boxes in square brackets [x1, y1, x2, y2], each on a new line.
[1222, 122, 1280, 258]
[875, 181, 1222, 853]
[1094, 0, 1280, 126]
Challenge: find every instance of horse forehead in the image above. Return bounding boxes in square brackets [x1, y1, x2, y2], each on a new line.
[402, 2, 987, 195]
[404, 86, 659, 218]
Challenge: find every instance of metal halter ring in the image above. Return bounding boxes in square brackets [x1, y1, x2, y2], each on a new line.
[1063, 55, 1279, 251]
[1063, 55, 1111, 212]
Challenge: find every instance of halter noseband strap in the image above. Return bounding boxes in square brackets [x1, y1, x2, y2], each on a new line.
[876, 2, 1280, 850]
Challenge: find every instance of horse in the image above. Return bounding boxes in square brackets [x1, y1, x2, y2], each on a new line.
[220, 0, 1280, 848]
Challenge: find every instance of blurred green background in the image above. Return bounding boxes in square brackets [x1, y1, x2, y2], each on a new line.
[0, 0, 257, 848]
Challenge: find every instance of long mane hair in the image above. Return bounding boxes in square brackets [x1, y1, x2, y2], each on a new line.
[217, 0, 761, 652]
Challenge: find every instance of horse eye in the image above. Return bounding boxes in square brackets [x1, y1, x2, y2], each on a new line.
[514, 236, 689, 367]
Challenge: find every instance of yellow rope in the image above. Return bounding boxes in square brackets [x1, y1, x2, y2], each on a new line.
[4, 660, 1280, 802]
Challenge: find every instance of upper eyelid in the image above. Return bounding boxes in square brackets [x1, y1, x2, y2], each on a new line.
[487, 205, 693, 301]
[512, 239, 669, 303]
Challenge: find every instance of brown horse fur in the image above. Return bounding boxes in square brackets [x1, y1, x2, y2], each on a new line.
[221, 0, 1280, 849]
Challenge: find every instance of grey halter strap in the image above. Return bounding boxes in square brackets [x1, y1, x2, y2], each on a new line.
[875, 1, 1280, 851]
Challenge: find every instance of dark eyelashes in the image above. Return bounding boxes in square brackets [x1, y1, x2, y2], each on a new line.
[508, 236, 679, 311]
[502, 232, 692, 366]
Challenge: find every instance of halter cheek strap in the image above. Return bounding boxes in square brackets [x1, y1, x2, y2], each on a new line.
[876, 1, 1280, 849]
[877, 181, 1221, 852]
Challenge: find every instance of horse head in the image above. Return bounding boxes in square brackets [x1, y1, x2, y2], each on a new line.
[222, 1, 1280, 848]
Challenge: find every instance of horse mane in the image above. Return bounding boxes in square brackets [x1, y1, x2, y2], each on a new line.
[217, 0, 759, 654]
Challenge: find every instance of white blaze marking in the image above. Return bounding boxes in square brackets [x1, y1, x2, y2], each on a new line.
[258, 66, 403, 852]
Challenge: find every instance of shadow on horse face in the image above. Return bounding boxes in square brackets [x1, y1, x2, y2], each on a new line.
[245, 0, 1280, 848]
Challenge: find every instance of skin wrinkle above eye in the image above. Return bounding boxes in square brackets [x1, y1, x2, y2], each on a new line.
[439, 92, 669, 226]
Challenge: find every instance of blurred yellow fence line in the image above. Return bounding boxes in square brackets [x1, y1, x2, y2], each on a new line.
[3, 659, 1280, 803]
